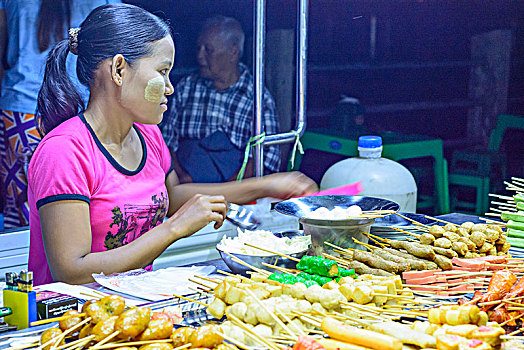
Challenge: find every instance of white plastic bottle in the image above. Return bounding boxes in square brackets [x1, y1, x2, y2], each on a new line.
[320, 135, 418, 212]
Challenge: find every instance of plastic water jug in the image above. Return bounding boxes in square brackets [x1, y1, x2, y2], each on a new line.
[320, 135, 418, 212]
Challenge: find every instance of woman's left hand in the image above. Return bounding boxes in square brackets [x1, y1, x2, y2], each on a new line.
[261, 171, 318, 199]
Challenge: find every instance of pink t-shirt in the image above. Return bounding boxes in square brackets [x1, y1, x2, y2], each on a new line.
[28, 115, 172, 285]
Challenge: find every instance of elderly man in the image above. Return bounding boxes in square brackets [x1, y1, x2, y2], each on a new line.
[160, 15, 280, 183]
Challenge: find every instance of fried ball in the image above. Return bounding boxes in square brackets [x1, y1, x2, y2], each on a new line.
[419, 233, 435, 245]
[455, 227, 470, 237]
[59, 310, 83, 331]
[136, 319, 173, 341]
[115, 307, 151, 340]
[470, 231, 486, 248]
[434, 237, 452, 249]
[452, 241, 468, 256]
[471, 224, 488, 232]
[40, 328, 64, 350]
[443, 231, 460, 242]
[479, 242, 494, 254]
[458, 236, 476, 251]
[92, 316, 118, 342]
[139, 344, 173, 350]
[487, 224, 504, 234]
[171, 327, 195, 348]
[443, 223, 457, 232]
[188, 325, 223, 348]
[429, 225, 445, 238]
[460, 221, 475, 232]
[485, 229, 500, 243]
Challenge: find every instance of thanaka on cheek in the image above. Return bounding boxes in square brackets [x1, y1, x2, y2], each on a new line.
[144, 76, 165, 103]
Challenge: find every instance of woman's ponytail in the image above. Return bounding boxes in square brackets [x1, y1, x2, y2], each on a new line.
[35, 39, 84, 136]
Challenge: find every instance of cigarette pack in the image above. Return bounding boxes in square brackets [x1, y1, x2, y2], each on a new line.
[36, 292, 78, 320]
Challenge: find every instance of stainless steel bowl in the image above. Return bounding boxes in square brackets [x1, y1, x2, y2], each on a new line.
[216, 230, 310, 276]
[274, 195, 399, 255]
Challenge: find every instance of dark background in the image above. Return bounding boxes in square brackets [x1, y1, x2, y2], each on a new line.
[126, 0, 524, 192]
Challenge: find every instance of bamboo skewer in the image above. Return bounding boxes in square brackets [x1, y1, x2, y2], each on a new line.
[36, 317, 92, 350]
[216, 332, 250, 350]
[228, 314, 280, 350]
[222, 251, 270, 276]
[243, 243, 300, 262]
[188, 278, 214, 290]
[31, 313, 87, 327]
[394, 212, 430, 229]
[193, 274, 220, 284]
[90, 331, 120, 350]
[63, 336, 95, 350]
[171, 293, 209, 307]
[90, 339, 172, 350]
[261, 262, 297, 274]
[244, 289, 297, 338]
[388, 226, 421, 238]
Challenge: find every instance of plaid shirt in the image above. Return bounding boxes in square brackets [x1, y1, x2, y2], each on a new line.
[161, 64, 281, 173]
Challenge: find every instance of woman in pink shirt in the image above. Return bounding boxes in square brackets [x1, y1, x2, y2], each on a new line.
[28, 3, 316, 285]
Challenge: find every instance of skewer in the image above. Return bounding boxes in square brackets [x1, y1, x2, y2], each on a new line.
[479, 217, 505, 224]
[89, 331, 120, 350]
[424, 215, 459, 227]
[388, 226, 421, 238]
[275, 310, 307, 336]
[217, 331, 250, 350]
[489, 193, 514, 201]
[173, 344, 193, 350]
[394, 212, 430, 229]
[30, 313, 87, 326]
[365, 231, 390, 243]
[324, 241, 355, 253]
[403, 284, 446, 290]
[187, 286, 213, 295]
[188, 277, 215, 290]
[243, 243, 300, 262]
[36, 317, 92, 350]
[228, 314, 280, 350]
[171, 293, 209, 307]
[351, 237, 375, 251]
[361, 232, 387, 247]
[244, 289, 297, 338]
[505, 181, 524, 192]
[90, 339, 172, 349]
[62, 335, 95, 350]
[193, 274, 220, 284]
[261, 262, 297, 274]
[222, 251, 271, 276]
[507, 327, 524, 336]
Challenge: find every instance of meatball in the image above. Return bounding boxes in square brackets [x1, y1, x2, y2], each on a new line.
[434, 237, 452, 249]
[420, 233, 435, 245]
[429, 225, 445, 238]
[470, 231, 487, 248]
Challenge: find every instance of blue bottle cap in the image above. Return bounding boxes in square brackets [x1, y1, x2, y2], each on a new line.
[358, 135, 382, 149]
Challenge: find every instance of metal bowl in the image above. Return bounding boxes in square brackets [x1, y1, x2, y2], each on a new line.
[274, 195, 399, 255]
[216, 230, 310, 276]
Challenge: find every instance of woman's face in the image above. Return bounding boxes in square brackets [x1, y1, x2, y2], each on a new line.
[120, 35, 175, 125]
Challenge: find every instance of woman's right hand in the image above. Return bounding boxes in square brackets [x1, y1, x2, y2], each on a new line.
[166, 194, 228, 238]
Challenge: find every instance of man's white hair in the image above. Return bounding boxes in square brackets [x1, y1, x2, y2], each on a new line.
[201, 15, 245, 58]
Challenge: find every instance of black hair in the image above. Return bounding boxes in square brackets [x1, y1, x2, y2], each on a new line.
[37, 0, 72, 53]
[36, 3, 171, 136]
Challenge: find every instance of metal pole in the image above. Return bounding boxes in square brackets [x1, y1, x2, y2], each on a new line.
[263, 0, 308, 146]
[253, 0, 266, 177]
[252, 0, 308, 175]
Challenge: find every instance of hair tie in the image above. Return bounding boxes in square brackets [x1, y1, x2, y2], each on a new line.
[68, 27, 81, 55]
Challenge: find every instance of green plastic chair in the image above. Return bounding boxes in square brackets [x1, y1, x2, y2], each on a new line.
[289, 129, 450, 214]
[449, 114, 523, 215]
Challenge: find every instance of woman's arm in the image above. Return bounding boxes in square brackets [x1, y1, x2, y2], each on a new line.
[166, 170, 317, 216]
[40, 194, 227, 284]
